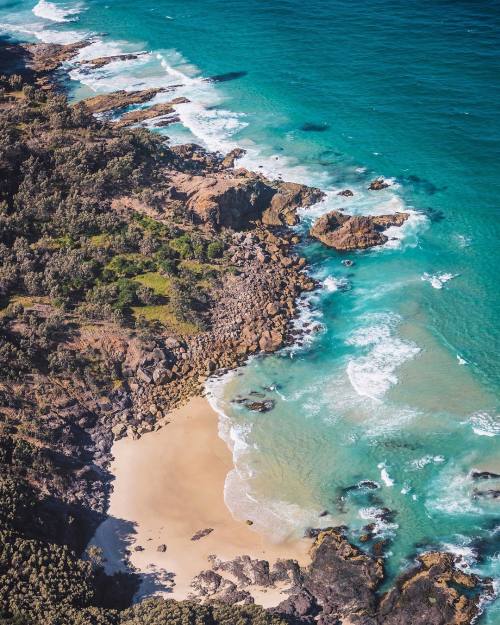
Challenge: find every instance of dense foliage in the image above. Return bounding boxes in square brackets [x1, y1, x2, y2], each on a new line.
[0, 74, 289, 625]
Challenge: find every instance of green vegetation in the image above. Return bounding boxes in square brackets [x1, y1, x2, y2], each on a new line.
[0, 71, 281, 625]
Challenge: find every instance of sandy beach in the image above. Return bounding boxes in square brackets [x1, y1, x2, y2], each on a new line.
[92, 395, 311, 606]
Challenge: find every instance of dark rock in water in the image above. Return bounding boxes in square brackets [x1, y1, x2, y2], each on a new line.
[191, 528, 214, 541]
[337, 189, 354, 197]
[319, 510, 329, 517]
[359, 480, 380, 490]
[343, 480, 380, 495]
[473, 489, 500, 499]
[301, 122, 330, 132]
[369, 178, 390, 190]
[372, 539, 390, 557]
[207, 70, 248, 83]
[471, 471, 500, 480]
[235, 397, 275, 413]
[310, 209, 409, 251]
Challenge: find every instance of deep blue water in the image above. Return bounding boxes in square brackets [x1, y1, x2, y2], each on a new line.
[1, 0, 499, 620]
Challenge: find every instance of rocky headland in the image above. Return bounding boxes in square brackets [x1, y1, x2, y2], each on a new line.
[0, 39, 493, 625]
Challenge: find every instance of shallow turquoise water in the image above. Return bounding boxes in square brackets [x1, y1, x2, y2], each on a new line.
[1, 0, 499, 619]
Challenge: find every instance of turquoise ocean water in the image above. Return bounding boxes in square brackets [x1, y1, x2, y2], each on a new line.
[1, 0, 499, 619]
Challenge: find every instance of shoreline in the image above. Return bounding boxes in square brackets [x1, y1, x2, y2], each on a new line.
[92, 395, 311, 606]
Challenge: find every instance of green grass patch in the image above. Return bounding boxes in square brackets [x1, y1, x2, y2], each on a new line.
[180, 260, 221, 276]
[133, 272, 173, 297]
[89, 233, 112, 248]
[131, 304, 199, 335]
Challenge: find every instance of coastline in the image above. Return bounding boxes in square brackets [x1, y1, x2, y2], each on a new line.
[93, 395, 311, 606]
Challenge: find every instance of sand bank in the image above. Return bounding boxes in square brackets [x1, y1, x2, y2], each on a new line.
[92, 395, 311, 606]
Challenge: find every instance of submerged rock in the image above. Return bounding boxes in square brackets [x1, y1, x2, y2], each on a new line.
[310, 210, 409, 251]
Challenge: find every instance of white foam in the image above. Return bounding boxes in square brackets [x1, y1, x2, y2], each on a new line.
[358, 506, 398, 535]
[421, 272, 459, 289]
[409, 454, 445, 470]
[377, 462, 395, 486]
[467, 411, 500, 437]
[457, 354, 468, 365]
[0, 21, 87, 44]
[323, 276, 350, 293]
[286, 291, 324, 355]
[345, 312, 420, 401]
[33, 0, 83, 22]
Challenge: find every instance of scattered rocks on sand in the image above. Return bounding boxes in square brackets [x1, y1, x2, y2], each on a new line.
[310, 209, 409, 251]
[157, 544, 167, 552]
[191, 528, 214, 541]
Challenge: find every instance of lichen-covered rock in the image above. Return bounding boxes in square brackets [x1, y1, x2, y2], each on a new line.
[310, 210, 409, 251]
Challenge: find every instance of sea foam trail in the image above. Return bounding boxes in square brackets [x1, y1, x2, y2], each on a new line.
[345, 312, 420, 401]
[33, 0, 83, 23]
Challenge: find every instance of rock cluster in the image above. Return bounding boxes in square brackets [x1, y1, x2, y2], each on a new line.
[188, 528, 490, 625]
[310, 210, 409, 251]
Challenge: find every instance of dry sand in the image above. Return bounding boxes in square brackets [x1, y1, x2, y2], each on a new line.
[92, 395, 311, 606]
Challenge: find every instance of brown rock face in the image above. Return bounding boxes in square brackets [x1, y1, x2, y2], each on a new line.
[310, 210, 409, 251]
[262, 182, 325, 226]
[170, 169, 324, 230]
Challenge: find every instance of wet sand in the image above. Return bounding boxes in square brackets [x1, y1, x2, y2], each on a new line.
[92, 395, 310, 606]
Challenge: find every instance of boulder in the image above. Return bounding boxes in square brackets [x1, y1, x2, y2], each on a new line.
[310, 210, 409, 251]
[369, 178, 389, 190]
[337, 189, 354, 197]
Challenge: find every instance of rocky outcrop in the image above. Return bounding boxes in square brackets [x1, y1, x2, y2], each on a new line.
[113, 97, 189, 128]
[377, 552, 489, 625]
[262, 182, 324, 226]
[310, 210, 409, 251]
[80, 53, 147, 69]
[292, 528, 383, 624]
[168, 170, 324, 230]
[82, 88, 166, 114]
[23, 41, 88, 75]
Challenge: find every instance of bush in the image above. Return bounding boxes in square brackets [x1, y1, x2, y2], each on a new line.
[207, 240, 224, 259]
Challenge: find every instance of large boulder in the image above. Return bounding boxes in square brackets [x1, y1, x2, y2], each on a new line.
[309, 210, 409, 251]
